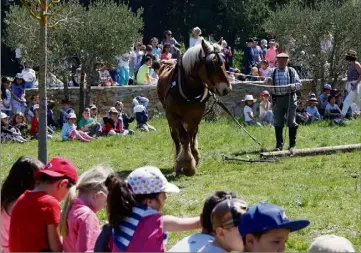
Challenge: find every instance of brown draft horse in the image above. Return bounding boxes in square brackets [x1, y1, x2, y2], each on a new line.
[157, 39, 232, 176]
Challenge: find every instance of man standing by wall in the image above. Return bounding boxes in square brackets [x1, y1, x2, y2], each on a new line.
[265, 53, 302, 155]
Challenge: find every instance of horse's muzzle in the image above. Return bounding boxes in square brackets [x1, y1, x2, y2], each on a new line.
[217, 82, 232, 96]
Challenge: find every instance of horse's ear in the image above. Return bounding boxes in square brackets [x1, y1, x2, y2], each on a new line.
[201, 39, 212, 55]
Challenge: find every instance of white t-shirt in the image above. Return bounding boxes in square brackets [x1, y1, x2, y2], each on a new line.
[168, 233, 214, 252]
[21, 68, 36, 82]
[243, 105, 253, 122]
[325, 103, 340, 112]
[189, 37, 203, 48]
[197, 241, 227, 253]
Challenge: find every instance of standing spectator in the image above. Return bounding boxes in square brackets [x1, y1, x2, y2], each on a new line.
[162, 30, 181, 59]
[342, 50, 361, 117]
[150, 61, 161, 85]
[189, 27, 203, 48]
[21, 62, 37, 88]
[221, 40, 233, 67]
[259, 60, 271, 77]
[141, 45, 157, 64]
[98, 63, 114, 87]
[259, 90, 273, 125]
[136, 56, 152, 85]
[265, 39, 277, 68]
[10, 74, 26, 114]
[1, 77, 12, 117]
[260, 39, 268, 59]
[319, 83, 332, 116]
[243, 38, 255, 75]
[117, 53, 130, 86]
[306, 98, 321, 122]
[161, 44, 172, 61]
[1, 156, 43, 253]
[252, 38, 261, 66]
[78, 108, 101, 137]
[150, 38, 161, 60]
[130, 42, 144, 79]
[243, 95, 262, 127]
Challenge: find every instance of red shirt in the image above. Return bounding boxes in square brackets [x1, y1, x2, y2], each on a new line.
[9, 191, 61, 252]
[103, 118, 123, 133]
[29, 117, 39, 136]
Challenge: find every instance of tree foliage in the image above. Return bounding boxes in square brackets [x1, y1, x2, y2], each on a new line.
[264, 0, 361, 88]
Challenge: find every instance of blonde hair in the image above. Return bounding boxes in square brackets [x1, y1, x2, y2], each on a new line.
[59, 165, 113, 236]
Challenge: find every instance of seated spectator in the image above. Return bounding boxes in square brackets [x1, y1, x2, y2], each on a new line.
[325, 96, 343, 125]
[102, 107, 129, 136]
[246, 67, 263, 81]
[336, 94, 352, 120]
[259, 60, 271, 77]
[308, 92, 316, 99]
[29, 104, 53, 140]
[151, 38, 161, 60]
[1, 156, 43, 252]
[78, 108, 101, 137]
[47, 100, 57, 129]
[62, 113, 95, 142]
[133, 96, 156, 131]
[161, 44, 172, 60]
[136, 56, 153, 85]
[89, 104, 98, 119]
[296, 101, 310, 125]
[1, 77, 12, 117]
[319, 83, 331, 116]
[26, 94, 39, 122]
[1, 112, 27, 144]
[150, 61, 161, 85]
[10, 112, 28, 137]
[308, 235, 355, 252]
[198, 198, 247, 253]
[59, 99, 74, 128]
[169, 191, 237, 252]
[259, 90, 273, 125]
[242, 95, 262, 127]
[98, 64, 114, 86]
[115, 101, 134, 133]
[21, 62, 37, 89]
[305, 98, 321, 122]
[141, 45, 157, 65]
[239, 202, 310, 252]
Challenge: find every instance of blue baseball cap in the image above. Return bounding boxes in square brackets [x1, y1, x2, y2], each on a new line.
[238, 202, 310, 236]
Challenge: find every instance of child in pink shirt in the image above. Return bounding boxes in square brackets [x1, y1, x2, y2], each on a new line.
[98, 166, 201, 252]
[1, 156, 43, 252]
[59, 166, 113, 252]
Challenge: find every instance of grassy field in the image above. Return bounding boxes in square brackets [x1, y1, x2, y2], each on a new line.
[1, 118, 360, 251]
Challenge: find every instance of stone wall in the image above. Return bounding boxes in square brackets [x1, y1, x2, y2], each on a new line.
[25, 80, 344, 118]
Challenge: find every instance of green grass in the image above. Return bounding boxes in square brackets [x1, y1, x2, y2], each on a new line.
[1, 118, 361, 251]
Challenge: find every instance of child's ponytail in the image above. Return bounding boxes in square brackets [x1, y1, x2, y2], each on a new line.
[105, 173, 135, 228]
[59, 184, 77, 236]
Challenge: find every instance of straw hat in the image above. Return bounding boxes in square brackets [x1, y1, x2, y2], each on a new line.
[242, 95, 257, 102]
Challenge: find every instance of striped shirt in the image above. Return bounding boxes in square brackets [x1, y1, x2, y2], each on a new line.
[265, 67, 302, 95]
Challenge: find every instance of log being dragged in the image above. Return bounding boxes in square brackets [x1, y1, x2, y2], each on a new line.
[260, 143, 361, 158]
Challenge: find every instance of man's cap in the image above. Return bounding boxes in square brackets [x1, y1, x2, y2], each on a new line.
[15, 73, 24, 79]
[276, 53, 289, 58]
[35, 157, 78, 183]
[261, 39, 268, 46]
[212, 198, 248, 230]
[239, 202, 310, 236]
[33, 104, 40, 111]
[246, 38, 254, 43]
[68, 113, 77, 119]
[127, 166, 179, 195]
[323, 83, 332, 90]
[308, 235, 355, 252]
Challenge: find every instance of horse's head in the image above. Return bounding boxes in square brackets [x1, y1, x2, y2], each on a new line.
[199, 39, 232, 96]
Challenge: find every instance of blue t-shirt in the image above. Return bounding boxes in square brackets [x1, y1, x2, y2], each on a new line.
[10, 83, 25, 99]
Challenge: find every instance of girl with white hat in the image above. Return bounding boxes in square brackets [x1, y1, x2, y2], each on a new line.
[242, 95, 262, 127]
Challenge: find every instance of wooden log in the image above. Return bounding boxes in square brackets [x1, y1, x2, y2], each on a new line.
[260, 143, 361, 158]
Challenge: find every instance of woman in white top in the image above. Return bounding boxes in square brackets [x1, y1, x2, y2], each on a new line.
[189, 27, 203, 48]
[1, 77, 12, 117]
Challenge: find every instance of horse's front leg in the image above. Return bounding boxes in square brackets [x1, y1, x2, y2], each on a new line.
[191, 127, 200, 166]
[176, 123, 196, 176]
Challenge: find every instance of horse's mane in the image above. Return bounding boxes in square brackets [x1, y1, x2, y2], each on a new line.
[182, 41, 221, 75]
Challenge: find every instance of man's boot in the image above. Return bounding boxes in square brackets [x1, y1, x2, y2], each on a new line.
[289, 126, 298, 155]
[274, 127, 284, 151]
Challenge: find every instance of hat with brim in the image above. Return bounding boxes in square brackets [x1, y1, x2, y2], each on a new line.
[90, 105, 97, 110]
[108, 107, 119, 114]
[14, 73, 24, 80]
[1, 112, 8, 119]
[35, 157, 78, 183]
[277, 53, 289, 58]
[345, 50, 357, 60]
[308, 98, 318, 104]
[68, 113, 77, 119]
[33, 104, 40, 111]
[246, 38, 254, 43]
[242, 95, 257, 102]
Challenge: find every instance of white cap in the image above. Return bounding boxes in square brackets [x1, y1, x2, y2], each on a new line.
[308, 235, 355, 252]
[242, 94, 257, 102]
[127, 166, 180, 195]
[33, 104, 40, 110]
[324, 83, 332, 90]
[68, 113, 77, 119]
[1, 112, 8, 119]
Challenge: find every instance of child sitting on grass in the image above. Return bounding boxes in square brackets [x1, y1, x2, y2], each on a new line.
[78, 107, 101, 137]
[243, 95, 262, 127]
[10, 112, 28, 137]
[9, 157, 78, 252]
[59, 99, 74, 127]
[115, 101, 135, 132]
[102, 107, 129, 136]
[239, 202, 310, 252]
[198, 198, 248, 253]
[296, 101, 310, 125]
[133, 96, 156, 131]
[305, 98, 321, 122]
[325, 96, 343, 125]
[1, 112, 27, 144]
[26, 94, 39, 122]
[95, 166, 200, 252]
[259, 90, 273, 125]
[60, 166, 113, 252]
[1, 156, 43, 252]
[29, 104, 53, 140]
[61, 113, 95, 142]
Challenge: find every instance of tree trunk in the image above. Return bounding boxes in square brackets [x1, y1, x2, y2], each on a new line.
[79, 68, 85, 116]
[38, 0, 48, 164]
[63, 72, 69, 101]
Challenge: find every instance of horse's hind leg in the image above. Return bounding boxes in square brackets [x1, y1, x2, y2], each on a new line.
[169, 126, 181, 169]
[176, 124, 196, 176]
[191, 128, 200, 166]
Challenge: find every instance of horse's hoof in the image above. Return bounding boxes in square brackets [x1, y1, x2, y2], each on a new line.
[183, 167, 196, 177]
